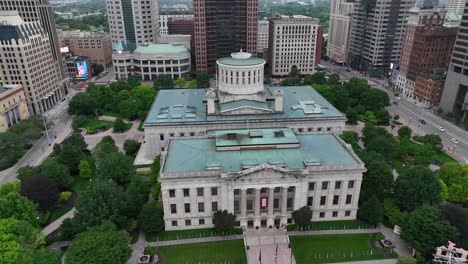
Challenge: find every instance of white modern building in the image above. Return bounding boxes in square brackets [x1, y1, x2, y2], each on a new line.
[257, 19, 269, 55]
[0, 11, 66, 114]
[113, 43, 190, 81]
[106, 0, 160, 49]
[327, 0, 354, 63]
[268, 15, 321, 77]
[159, 11, 193, 35]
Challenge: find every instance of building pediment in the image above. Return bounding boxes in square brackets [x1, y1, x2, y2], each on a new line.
[224, 163, 304, 182]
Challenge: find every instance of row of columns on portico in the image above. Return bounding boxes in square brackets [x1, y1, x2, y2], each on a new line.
[237, 186, 293, 217]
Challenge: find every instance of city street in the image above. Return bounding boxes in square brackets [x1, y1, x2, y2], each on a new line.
[322, 61, 468, 163]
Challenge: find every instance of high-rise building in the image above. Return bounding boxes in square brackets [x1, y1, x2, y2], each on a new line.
[1, 0, 68, 86]
[268, 15, 321, 77]
[0, 11, 65, 114]
[439, 2, 468, 121]
[193, 0, 258, 74]
[447, 0, 465, 15]
[257, 19, 269, 55]
[327, 0, 355, 63]
[106, 0, 160, 50]
[348, 0, 416, 75]
[59, 30, 113, 69]
[159, 10, 193, 35]
[396, 7, 457, 103]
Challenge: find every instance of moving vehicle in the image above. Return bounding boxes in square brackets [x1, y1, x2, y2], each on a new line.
[451, 138, 459, 144]
[419, 119, 426, 125]
[393, 101, 399, 105]
[437, 126, 445, 132]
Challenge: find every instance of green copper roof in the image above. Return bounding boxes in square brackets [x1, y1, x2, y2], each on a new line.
[134, 44, 189, 55]
[217, 57, 266, 66]
[144, 86, 345, 125]
[220, 100, 271, 113]
[214, 128, 299, 147]
[162, 131, 360, 174]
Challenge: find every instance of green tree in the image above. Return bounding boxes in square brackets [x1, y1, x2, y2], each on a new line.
[123, 139, 141, 157]
[153, 75, 174, 90]
[34, 250, 61, 264]
[0, 185, 39, 226]
[188, 79, 198, 89]
[291, 206, 312, 227]
[448, 183, 467, 203]
[281, 77, 294, 86]
[65, 222, 131, 264]
[196, 73, 211, 88]
[358, 195, 383, 224]
[124, 176, 148, 218]
[68, 93, 97, 115]
[289, 66, 300, 79]
[213, 210, 236, 233]
[365, 135, 394, 161]
[382, 199, 406, 226]
[441, 202, 468, 248]
[72, 180, 129, 232]
[138, 201, 164, 233]
[394, 166, 442, 211]
[97, 152, 135, 185]
[375, 109, 391, 125]
[361, 88, 390, 111]
[17, 166, 41, 182]
[401, 205, 458, 257]
[328, 73, 340, 85]
[127, 75, 141, 88]
[396, 256, 417, 264]
[304, 72, 326, 85]
[175, 77, 187, 88]
[55, 143, 86, 175]
[437, 162, 468, 186]
[398, 126, 412, 139]
[20, 175, 59, 211]
[40, 157, 73, 189]
[93, 136, 118, 164]
[113, 118, 128, 132]
[359, 155, 394, 201]
[79, 159, 93, 178]
[118, 98, 139, 120]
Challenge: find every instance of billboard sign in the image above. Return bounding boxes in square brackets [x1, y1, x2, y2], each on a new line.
[76, 61, 88, 80]
[60, 47, 69, 53]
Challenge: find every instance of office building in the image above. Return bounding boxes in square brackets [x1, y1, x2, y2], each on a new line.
[113, 43, 190, 81]
[106, 0, 160, 49]
[447, 0, 465, 15]
[257, 19, 269, 55]
[268, 15, 321, 77]
[159, 10, 193, 35]
[0, 11, 65, 114]
[0, 84, 30, 132]
[0, 0, 68, 87]
[439, 2, 468, 121]
[396, 8, 457, 102]
[59, 30, 113, 69]
[327, 0, 355, 63]
[348, 0, 416, 75]
[193, 0, 258, 73]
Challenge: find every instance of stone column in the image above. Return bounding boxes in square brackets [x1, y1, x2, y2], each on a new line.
[254, 188, 260, 216]
[281, 187, 288, 215]
[241, 189, 247, 217]
[268, 188, 274, 216]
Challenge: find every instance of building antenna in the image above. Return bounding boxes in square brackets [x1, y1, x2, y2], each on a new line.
[433, 242, 468, 264]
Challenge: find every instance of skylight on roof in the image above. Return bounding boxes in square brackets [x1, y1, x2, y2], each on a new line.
[249, 131, 263, 138]
[274, 131, 285, 138]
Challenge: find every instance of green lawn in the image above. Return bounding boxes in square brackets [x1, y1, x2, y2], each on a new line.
[434, 149, 457, 163]
[290, 234, 390, 264]
[146, 227, 242, 242]
[101, 110, 123, 118]
[155, 240, 247, 264]
[287, 220, 374, 231]
[392, 159, 407, 175]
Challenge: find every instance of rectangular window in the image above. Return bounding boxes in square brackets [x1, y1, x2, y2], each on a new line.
[160, 134, 164, 140]
[197, 188, 203, 196]
[247, 199, 253, 211]
[348, 181, 355, 188]
[332, 211, 338, 217]
[322, 182, 328, 190]
[307, 197, 313, 206]
[184, 203, 190, 213]
[320, 196, 326, 206]
[319, 212, 325, 218]
[183, 189, 190, 197]
[335, 181, 341, 189]
[211, 187, 218, 196]
[345, 210, 351, 216]
[274, 198, 280, 209]
[308, 182, 315, 190]
[169, 189, 175, 198]
[172, 220, 177, 226]
[287, 198, 293, 210]
[170, 204, 177, 214]
[198, 202, 204, 213]
[234, 200, 240, 213]
[185, 219, 191, 226]
[199, 219, 205, 225]
[346, 195, 352, 204]
[212, 201, 218, 212]
[333, 195, 339, 205]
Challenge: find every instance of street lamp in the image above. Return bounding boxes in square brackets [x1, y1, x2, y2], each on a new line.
[39, 97, 51, 146]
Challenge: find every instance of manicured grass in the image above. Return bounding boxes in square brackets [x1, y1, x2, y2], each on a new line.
[101, 110, 123, 118]
[290, 233, 390, 263]
[70, 177, 91, 196]
[434, 149, 457, 163]
[146, 227, 242, 242]
[287, 220, 374, 231]
[155, 240, 247, 264]
[392, 159, 407, 175]
[85, 119, 113, 134]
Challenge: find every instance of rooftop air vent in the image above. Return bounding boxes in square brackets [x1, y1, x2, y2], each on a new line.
[249, 131, 263, 138]
[206, 161, 221, 171]
[227, 133, 237, 140]
[241, 159, 258, 169]
[171, 114, 182, 119]
[304, 157, 321, 166]
[274, 131, 285, 138]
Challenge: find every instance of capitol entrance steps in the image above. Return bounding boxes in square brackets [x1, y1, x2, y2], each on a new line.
[245, 230, 296, 264]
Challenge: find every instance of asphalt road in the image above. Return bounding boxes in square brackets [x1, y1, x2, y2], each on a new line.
[322, 61, 468, 163]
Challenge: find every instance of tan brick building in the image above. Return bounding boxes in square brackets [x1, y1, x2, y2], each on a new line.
[0, 84, 30, 132]
[59, 30, 113, 69]
[414, 70, 446, 106]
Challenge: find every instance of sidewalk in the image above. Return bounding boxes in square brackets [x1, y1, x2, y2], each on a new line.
[328, 259, 397, 264]
[42, 208, 76, 236]
[288, 228, 377, 237]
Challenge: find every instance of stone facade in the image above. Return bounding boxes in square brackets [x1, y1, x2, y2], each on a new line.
[327, 0, 354, 63]
[0, 84, 30, 132]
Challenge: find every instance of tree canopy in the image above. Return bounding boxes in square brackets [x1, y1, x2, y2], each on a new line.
[213, 210, 236, 233]
[0, 183, 39, 226]
[196, 73, 211, 88]
[153, 75, 174, 90]
[20, 174, 59, 211]
[97, 152, 135, 185]
[138, 201, 164, 233]
[291, 206, 312, 227]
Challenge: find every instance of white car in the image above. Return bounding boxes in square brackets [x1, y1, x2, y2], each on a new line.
[437, 126, 445, 132]
[451, 138, 459, 144]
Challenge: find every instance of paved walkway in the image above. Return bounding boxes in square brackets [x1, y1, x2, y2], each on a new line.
[148, 234, 243, 247]
[127, 231, 147, 264]
[246, 230, 296, 264]
[377, 224, 412, 257]
[328, 259, 397, 264]
[288, 228, 377, 237]
[42, 208, 76, 236]
[84, 119, 143, 151]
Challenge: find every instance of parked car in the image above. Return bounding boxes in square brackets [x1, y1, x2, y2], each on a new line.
[419, 119, 426, 125]
[393, 101, 399, 105]
[451, 138, 459, 144]
[437, 126, 445, 132]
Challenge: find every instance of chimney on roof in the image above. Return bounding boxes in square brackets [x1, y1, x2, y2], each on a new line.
[206, 89, 216, 114]
[274, 89, 284, 112]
